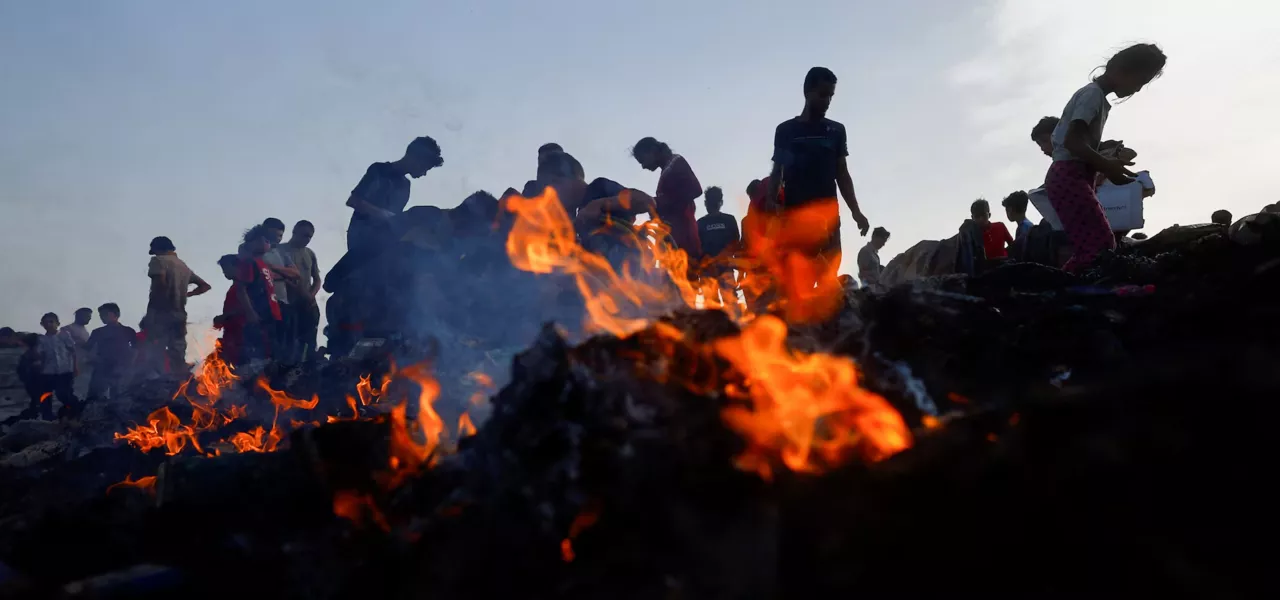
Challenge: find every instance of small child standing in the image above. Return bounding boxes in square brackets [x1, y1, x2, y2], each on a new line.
[85, 303, 137, 403]
[213, 254, 252, 365]
[36, 312, 80, 419]
[1045, 43, 1167, 272]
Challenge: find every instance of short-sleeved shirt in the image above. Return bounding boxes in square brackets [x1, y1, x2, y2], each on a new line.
[238, 257, 283, 322]
[87, 323, 137, 368]
[1014, 218, 1034, 243]
[147, 253, 195, 315]
[697, 212, 740, 258]
[857, 243, 881, 284]
[283, 245, 319, 298]
[37, 331, 77, 375]
[772, 117, 848, 207]
[1050, 82, 1110, 162]
[983, 222, 1014, 259]
[263, 247, 295, 304]
[655, 155, 703, 258]
[348, 162, 411, 244]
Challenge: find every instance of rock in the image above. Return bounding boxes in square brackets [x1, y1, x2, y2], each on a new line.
[0, 420, 63, 452]
[0, 439, 67, 469]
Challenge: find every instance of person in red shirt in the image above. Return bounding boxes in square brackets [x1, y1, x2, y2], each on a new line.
[972, 199, 1014, 260]
[212, 254, 252, 365]
[631, 137, 702, 261]
[234, 226, 284, 362]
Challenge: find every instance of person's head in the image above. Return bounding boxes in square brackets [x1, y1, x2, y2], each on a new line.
[704, 186, 724, 213]
[262, 218, 286, 246]
[402, 136, 444, 178]
[538, 143, 563, 162]
[631, 137, 671, 171]
[0, 327, 13, 339]
[1031, 116, 1059, 157]
[217, 254, 241, 280]
[21, 333, 39, 349]
[803, 67, 838, 117]
[746, 179, 762, 199]
[97, 303, 121, 325]
[1002, 190, 1030, 221]
[971, 199, 991, 226]
[73, 307, 93, 326]
[40, 312, 59, 334]
[1098, 43, 1167, 98]
[1211, 209, 1233, 226]
[871, 226, 890, 249]
[148, 235, 176, 256]
[242, 225, 272, 257]
[289, 220, 315, 247]
[538, 151, 588, 205]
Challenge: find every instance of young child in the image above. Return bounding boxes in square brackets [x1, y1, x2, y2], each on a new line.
[36, 312, 80, 419]
[975, 199, 1014, 260]
[85, 303, 137, 403]
[236, 227, 283, 362]
[1045, 43, 1167, 272]
[213, 254, 252, 365]
[1002, 191, 1034, 259]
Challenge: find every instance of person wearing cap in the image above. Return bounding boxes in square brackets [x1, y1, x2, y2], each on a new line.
[144, 236, 210, 373]
[346, 135, 444, 251]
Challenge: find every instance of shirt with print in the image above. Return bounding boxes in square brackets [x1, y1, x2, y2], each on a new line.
[654, 155, 703, 259]
[263, 247, 295, 304]
[37, 331, 77, 375]
[697, 212, 740, 259]
[772, 117, 848, 207]
[982, 222, 1014, 259]
[87, 323, 137, 369]
[147, 253, 196, 315]
[283, 245, 319, 301]
[239, 257, 283, 322]
[348, 162, 411, 244]
[1050, 82, 1110, 162]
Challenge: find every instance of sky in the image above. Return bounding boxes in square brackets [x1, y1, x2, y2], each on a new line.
[3, 0, 1278, 343]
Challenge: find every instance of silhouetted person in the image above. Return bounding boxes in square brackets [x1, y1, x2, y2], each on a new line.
[1002, 191, 1034, 260]
[85, 303, 136, 403]
[1031, 116, 1059, 158]
[1211, 210, 1233, 226]
[697, 186, 740, 307]
[35, 312, 79, 419]
[284, 220, 323, 360]
[144, 236, 210, 372]
[858, 227, 890, 291]
[632, 137, 703, 260]
[346, 136, 443, 251]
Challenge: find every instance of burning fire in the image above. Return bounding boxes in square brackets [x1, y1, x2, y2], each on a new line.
[114, 406, 204, 455]
[560, 502, 601, 563]
[714, 315, 911, 478]
[106, 474, 158, 496]
[386, 362, 445, 482]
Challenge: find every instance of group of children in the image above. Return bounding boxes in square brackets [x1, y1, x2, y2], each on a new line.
[12, 304, 137, 420]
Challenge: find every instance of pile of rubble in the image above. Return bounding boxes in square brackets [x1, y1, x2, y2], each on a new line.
[1, 218, 1276, 599]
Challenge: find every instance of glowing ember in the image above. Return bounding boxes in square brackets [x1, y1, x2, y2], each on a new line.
[106, 474, 157, 496]
[457, 412, 477, 438]
[114, 407, 204, 456]
[715, 315, 912, 477]
[560, 503, 601, 563]
[38, 392, 51, 404]
[333, 490, 390, 531]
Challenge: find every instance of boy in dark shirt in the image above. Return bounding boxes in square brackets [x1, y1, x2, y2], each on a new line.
[85, 303, 136, 402]
[697, 186, 741, 308]
[346, 136, 443, 251]
[764, 67, 871, 322]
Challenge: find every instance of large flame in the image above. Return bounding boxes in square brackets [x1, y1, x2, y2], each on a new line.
[114, 406, 204, 455]
[714, 315, 911, 478]
[744, 199, 845, 324]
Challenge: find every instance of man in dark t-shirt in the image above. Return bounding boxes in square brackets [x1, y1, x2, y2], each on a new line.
[697, 186, 740, 308]
[762, 67, 872, 323]
[346, 136, 443, 251]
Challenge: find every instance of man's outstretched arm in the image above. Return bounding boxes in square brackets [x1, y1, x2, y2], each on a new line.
[837, 157, 869, 236]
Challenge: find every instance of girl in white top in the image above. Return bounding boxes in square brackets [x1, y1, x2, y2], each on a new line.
[1043, 43, 1166, 272]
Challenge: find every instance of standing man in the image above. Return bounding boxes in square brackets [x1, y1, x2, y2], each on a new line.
[144, 236, 210, 373]
[283, 220, 323, 360]
[61, 307, 93, 397]
[60, 308, 92, 346]
[857, 227, 890, 291]
[631, 137, 703, 261]
[764, 66, 870, 322]
[262, 218, 300, 363]
[696, 186, 740, 308]
[346, 136, 443, 251]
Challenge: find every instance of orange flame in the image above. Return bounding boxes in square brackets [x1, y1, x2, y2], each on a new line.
[504, 188, 697, 337]
[560, 503, 601, 563]
[714, 315, 911, 477]
[38, 392, 51, 404]
[106, 474, 157, 496]
[226, 422, 285, 453]
[744, 199, 846, 324]
[114, 407, 203, 455]
[333, 490, 390, 531]
[457, 412, 477, 438]
[385, 363, 445, 485]
[255, 378, 319, 411]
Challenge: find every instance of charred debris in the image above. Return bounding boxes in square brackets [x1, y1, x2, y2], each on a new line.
[1, 221, 1277, 599]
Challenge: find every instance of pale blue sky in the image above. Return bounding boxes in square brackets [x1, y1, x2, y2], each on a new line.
[3, 0, 1278, 338]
